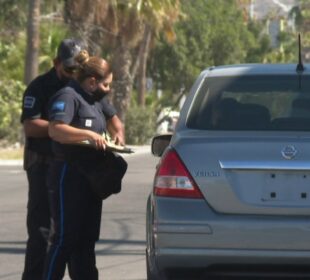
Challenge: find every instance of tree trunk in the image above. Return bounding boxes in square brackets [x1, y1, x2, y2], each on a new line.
[111, 43, 133, 122]
[137, 25, 152, 107]
[24, 0, 40, 85]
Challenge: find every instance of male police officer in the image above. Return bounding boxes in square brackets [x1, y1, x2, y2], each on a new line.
[20, 38, 87, 280]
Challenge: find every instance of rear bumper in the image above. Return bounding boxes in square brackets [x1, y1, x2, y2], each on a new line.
[155, 248, 310, 268]
[147, 246, 310, 279]
[147, 196, 310, 273]
[154, 219, 310, 251]
[152, 198, 310, 251]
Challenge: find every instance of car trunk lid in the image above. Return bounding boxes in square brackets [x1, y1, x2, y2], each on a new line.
[175, 131, 310, 215]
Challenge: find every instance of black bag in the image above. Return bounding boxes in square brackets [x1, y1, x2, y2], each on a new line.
[75, 151, 128, 200]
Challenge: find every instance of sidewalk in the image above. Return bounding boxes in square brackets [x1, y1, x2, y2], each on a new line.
[0, 145, 151, 166]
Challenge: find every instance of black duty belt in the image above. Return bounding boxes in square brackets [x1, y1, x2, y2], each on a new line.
[54, 154, 66, 161]
[36, 154, 53, 163]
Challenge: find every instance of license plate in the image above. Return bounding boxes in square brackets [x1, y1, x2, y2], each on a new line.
[261, 172, 310, 202]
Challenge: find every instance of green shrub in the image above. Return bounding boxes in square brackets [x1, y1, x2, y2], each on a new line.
[125, 105, 156, 145]
[0, 35, 26, 81]
[0, 79, 25, 143]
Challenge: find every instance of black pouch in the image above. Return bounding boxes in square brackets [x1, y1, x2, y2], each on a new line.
[74, 151, 128, 200]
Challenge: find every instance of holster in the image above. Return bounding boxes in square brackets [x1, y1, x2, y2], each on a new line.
[23, 149, 53, 170]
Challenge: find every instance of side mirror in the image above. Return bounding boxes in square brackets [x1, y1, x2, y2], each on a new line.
[151, 134, 173, 157]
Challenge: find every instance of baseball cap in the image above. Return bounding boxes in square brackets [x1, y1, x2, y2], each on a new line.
[57, 38, 87, 68]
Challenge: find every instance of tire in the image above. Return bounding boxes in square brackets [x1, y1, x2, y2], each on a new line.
[146, 250, 164, 280]
[146, 195, 166, 279]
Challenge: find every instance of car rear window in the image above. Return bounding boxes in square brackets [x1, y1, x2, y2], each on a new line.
[187, 75, 310, 131]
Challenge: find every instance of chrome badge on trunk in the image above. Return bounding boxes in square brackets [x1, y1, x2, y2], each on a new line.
[281, 145, 297, 160]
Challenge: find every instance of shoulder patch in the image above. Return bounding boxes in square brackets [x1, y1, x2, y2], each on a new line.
[24, 96, 36, 109]
[52, 101, 66, 112]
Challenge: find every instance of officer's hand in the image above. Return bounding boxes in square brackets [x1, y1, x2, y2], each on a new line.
[88, 131, 107, 150]
[113, 133, 125, 146]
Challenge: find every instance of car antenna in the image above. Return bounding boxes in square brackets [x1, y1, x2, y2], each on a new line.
[296, 33, 304, 89]
[296, 33, 304, 72]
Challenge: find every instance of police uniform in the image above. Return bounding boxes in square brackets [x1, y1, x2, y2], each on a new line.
[43, 80, 117, 280]
[20, 68, 67, 280]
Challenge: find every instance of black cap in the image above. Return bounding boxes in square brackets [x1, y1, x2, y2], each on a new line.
[57, 38, 87, 67]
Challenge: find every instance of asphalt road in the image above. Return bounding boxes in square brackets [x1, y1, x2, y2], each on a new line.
[0, 147, 159, 280]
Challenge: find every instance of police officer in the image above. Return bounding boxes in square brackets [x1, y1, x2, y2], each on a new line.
[43, 50, 126, 280]
[20, 38, 87, 280]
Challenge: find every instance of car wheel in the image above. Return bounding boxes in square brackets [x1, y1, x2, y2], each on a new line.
[146, 250, 164, 280]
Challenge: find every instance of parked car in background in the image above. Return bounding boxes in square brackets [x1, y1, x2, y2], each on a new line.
[156, 107, 180, 134]
[146, 63, 310, 279]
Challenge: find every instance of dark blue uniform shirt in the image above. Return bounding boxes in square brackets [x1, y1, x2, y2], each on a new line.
[48, 80, 116, 160]
[21, 68, 66, 155]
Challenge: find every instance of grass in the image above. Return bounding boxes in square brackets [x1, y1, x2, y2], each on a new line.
[0, 147, 24, 160]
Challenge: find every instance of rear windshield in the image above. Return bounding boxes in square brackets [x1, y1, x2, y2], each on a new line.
[187, 75, 310, 131]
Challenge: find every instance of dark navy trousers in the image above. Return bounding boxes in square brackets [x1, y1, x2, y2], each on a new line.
[22, 162, 50, 280]
[43, 160, 102, 280]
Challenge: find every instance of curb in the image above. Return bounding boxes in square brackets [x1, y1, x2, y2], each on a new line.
[124, 145, 151, 156]
[0, 145, 151, 166]
[0, 159, 23, 166]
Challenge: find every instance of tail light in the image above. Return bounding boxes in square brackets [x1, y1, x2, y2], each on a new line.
[154, 149, 203, 198]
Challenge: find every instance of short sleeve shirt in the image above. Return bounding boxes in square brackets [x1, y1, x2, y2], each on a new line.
[49, 80, 117, 158]
[20, 68, 66, 155]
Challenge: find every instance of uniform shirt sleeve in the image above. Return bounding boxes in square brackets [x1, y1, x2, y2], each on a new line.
[20, 80, 44, 122]
[100, 97, 117, 120]
[48, 89, 76, 124]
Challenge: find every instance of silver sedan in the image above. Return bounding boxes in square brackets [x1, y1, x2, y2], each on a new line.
[146, 63, 310, 279]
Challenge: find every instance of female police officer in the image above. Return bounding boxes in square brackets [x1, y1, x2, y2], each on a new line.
[43, 50, 126, 280]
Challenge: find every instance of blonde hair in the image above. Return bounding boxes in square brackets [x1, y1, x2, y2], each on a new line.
[74, 50, 111, 82]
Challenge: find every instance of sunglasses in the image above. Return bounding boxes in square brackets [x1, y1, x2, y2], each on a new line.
[63, 66, 78, 74]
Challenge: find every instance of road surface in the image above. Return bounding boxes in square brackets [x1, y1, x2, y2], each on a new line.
[0, 147, 158, 280]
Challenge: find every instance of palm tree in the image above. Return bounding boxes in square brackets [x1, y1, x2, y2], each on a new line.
[24, 0, 41, 85]
[135, 0, 180, 107]
[64, 0, 180, 120]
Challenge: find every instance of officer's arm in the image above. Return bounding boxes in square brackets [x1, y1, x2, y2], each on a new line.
[49, 121, 107, 150]
[107, 115, 125, 146]
[22, 83, 49, 137]
[23, 119, 49, 138]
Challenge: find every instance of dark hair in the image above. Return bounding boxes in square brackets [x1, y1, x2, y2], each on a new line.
[74, 50, 112, 82]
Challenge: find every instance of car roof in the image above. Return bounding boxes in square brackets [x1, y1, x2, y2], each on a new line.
[202, 63, 310, 77]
